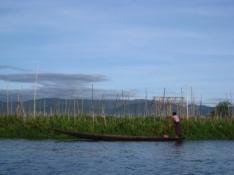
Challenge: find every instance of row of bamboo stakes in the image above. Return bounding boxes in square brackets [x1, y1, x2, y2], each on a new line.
[1, 86, 224, 119]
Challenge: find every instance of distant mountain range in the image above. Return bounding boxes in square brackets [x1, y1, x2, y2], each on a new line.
[0, 98, 214, 116]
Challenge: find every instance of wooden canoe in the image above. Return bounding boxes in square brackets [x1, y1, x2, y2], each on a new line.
[54, 129, 184, 141]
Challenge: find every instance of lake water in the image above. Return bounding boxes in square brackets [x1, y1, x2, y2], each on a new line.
[0, 140, 234, 175]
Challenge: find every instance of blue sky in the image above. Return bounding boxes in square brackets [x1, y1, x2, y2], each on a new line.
[0, 0, 234, 104]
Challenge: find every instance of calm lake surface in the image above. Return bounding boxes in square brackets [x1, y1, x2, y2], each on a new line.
[0, 140, 234, 175]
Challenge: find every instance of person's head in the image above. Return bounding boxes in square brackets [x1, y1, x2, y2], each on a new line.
[172, 112, 177, 116]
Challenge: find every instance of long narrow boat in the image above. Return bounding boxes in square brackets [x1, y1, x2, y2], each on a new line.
[54, 129, 184, 141]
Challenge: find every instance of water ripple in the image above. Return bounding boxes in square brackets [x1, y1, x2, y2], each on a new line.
[0, 140, 234, 175]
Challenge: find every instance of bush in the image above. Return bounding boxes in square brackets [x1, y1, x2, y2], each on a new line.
[211, 101, 232, 118]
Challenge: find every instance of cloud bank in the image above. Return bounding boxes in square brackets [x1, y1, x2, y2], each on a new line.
[0, 72, 135, 100]
[0, 65, 30, 72]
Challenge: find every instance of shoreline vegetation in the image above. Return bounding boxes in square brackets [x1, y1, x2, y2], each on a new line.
[0, 115, 234, 140]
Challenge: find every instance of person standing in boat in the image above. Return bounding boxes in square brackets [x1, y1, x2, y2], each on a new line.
[172, 112, 182, 138]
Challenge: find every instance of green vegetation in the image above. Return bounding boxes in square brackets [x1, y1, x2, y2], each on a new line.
[211, 101, 233, 118]
[0, 115, 234, 140]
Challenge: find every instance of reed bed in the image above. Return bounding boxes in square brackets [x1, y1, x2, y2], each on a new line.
[0, 115, 234, 140]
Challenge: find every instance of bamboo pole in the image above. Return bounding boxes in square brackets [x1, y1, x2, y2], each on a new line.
[101, 94, 106, 126]
[121, 89, 125, 117]
[231, 92, 233, 117]
[163, 88, 166, 117]
[6, 84, 9, 116]
[73, 99, 76, 118]
[144, 88, 148, 117]
[76, 99, 80, 117]
[91, 83, 95, 126]
[43, 99, 46, 117]
[199, 95, 203, 117]
[20, 93, 26, 118]
[186, 87, 189, 119]
[10, 96, 12, 115]
[180, 88, 183, 117]
[65, 99, 68, 116]
[33, 68, 39, 118]
[81, 98, 84, 116]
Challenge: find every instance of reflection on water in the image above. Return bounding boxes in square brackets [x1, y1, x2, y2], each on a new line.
[0, 140, 234, 175]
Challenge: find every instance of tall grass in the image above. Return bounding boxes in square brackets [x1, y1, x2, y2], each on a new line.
[0, 115, 234, 140]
